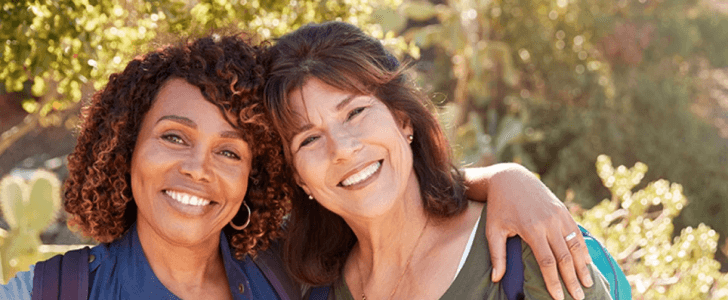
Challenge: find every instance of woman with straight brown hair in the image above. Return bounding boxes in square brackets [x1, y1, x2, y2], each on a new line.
[264, 21, 611, 300]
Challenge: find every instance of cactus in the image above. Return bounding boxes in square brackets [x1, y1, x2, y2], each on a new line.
[0, 170, 61, 283]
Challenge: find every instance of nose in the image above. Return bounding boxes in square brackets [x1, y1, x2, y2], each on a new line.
[178, 148, 213, 182]
[330, 129, 363, 164]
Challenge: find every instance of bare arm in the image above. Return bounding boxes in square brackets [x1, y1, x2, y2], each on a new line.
[462, 163, 593, 300]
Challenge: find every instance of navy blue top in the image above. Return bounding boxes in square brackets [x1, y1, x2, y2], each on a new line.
[1, 223, 282, 300]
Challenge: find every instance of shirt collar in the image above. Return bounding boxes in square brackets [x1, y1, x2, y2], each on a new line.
[98, 223, 255, 299]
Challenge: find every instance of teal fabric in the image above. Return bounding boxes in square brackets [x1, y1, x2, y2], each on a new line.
[579, 225, 631, 300]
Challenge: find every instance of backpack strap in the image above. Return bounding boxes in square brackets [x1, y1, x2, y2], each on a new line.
[31, 247, 90, 300]
[501, 236, 525, 300]
[32, 254, 61, 300]
[254, 246, 300, 300]
[578, 225, 631, 300]
[308, 286, 330, 300]
[501, 228, 632, 300]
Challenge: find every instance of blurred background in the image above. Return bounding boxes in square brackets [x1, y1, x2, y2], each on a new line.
[2, 0, 728, 297]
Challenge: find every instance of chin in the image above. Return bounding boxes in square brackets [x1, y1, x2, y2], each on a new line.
[161, 222, 219, 246]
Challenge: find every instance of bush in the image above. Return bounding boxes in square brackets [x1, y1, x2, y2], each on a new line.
[573, 155, 728, 299]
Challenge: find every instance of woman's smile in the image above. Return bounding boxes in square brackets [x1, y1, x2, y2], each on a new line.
[339, 160, 383, 188]
[161, 189, 216, 216]
[164, 190, 212, 207]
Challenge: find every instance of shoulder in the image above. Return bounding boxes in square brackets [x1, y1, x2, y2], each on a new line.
[520, 241, 612, 299]
[0, 265, 35, 300]
[433, 200, 485, 241]
[0, 244, 105, 300]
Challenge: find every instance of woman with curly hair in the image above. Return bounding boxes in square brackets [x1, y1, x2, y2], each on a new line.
[2, 31, 592, 300]
[1, 34, 298, 300]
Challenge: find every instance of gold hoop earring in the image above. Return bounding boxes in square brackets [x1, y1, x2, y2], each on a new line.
[229, 201, 251, 230]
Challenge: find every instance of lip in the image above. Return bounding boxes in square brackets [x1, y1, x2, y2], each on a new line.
[337, 160, 384, 190]
[161, 188, 217, 216]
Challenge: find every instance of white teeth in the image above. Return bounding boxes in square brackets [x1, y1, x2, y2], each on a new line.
[341, 161, 381, 187]
[165, 190, 211, 206]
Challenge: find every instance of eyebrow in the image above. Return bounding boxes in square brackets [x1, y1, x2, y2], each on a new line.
[157, 115, 196, 128]
[290, 94, 365, 141]
[157, 115, 246, 141]
[335, 94, 358, 111]
[220, 130, 245, 141]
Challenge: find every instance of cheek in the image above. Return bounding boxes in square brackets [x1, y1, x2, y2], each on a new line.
[130, 144, 156, 184]
[220, 163, 252, 199]
[293, 154, 320, 188]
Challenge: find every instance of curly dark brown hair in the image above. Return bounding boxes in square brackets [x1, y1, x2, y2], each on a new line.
[64, 34, 292, 259]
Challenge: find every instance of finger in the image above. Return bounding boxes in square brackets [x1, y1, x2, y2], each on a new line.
[559, 210, 593, 266]
[565, 229, 594, 288]
[526, 236, 565, 300]
[487, 229, 508, 282]
[550, 233, 585, 300]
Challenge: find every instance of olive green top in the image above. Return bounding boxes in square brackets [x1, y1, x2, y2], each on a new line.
[326, 203, 612, 300]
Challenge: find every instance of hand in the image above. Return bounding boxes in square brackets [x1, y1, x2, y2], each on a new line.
[463, 163, 594, 300]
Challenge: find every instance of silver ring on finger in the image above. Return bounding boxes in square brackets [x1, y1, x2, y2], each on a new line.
[564, 231, 578, 242]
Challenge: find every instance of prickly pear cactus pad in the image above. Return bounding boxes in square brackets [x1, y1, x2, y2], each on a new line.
[0, 170, 61, 283]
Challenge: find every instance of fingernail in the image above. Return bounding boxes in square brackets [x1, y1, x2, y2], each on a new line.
[585, 275, 594, 287]
[491, 270, 497, 282]
[576, 288, 585, 300]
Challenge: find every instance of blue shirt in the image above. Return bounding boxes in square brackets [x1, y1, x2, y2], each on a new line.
[1, 223, 282, 300]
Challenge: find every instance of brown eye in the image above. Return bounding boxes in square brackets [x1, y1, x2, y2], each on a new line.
[346, 107, 366, 121]
[219, 150, 240, 160]
[162, 133, 185, 145]
[300, 135, 320, 147]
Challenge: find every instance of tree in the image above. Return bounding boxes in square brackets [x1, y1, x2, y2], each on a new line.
[0, 0, 410, 157]
[399, 0, 728, 268]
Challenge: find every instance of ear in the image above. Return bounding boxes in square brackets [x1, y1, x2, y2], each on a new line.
[394, 110, 414, 139]
[293, 172, 312, 196]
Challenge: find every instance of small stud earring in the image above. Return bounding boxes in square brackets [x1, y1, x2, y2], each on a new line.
[407, 134, 414, 143]
[308, 194, 314, 200]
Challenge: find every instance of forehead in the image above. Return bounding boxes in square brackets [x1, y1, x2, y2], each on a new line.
[289, 78, 363, 116]
[146, 78, 233, 129]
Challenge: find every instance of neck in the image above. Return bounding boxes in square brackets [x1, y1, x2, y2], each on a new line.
[135, 222, 228, 293]
[344, 174, 433, 299]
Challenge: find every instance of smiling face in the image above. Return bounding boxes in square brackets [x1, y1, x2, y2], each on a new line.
[130, 78, 252, 246]
[289, 78, 417, 220]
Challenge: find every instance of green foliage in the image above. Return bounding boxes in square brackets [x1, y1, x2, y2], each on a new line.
[403, 0, 728, 266]
[0, 170, 61, 283]
[0, 0, 407, 103]
[403, 0, 543, 166]
[0, 0, 413, 157]
[574, 155, 728, 299]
